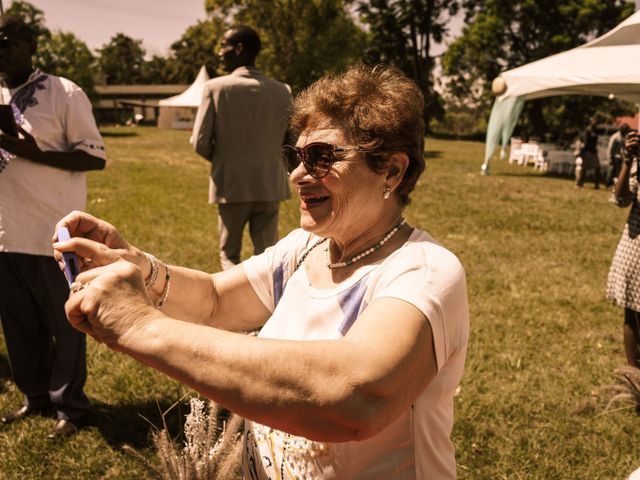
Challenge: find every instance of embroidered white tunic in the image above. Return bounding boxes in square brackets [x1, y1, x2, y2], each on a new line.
[0, 70, 105, 256]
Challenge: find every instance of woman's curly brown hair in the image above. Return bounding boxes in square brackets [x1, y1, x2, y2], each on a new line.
[291, 64, 425, 206]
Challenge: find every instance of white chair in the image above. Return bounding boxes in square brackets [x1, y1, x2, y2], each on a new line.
[521, 142, 540, 166]
[508, 137, 523, 164]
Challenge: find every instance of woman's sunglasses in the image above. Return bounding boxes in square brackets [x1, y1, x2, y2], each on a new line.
[282, 142, 389, 179]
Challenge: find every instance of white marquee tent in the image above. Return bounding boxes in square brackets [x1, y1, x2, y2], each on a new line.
[157, 65, 210, 129]
[483, 9, 640, 173]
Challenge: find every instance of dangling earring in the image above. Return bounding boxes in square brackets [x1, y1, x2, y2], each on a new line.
[383, 186, 391, 199]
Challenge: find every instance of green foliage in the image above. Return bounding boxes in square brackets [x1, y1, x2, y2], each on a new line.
[442, 0, 636, 137]
[205, 0, 366, 93]
[37, 31, 96, 98]
[164, 19, 226, 83]
[5, 1, 96, 96]
[352, 0, 461, 126]
[97, 33, 146, 85]
[142, 54, 173, 85]
[5, 0, 49, 41]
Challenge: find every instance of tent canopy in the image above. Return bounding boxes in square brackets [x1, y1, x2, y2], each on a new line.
[483, 9, 640, 171]
[158, 65, 209, 107]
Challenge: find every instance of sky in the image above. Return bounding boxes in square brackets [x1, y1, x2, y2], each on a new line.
[3, 0, 639, 57]
[5, 0, 208, 56]
[5, 0, 467, 57]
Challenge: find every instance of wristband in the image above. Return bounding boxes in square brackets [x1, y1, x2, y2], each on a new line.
[144, 252, 159, 290]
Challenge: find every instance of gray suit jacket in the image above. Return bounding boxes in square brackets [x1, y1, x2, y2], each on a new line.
[191, 67, 292, 204]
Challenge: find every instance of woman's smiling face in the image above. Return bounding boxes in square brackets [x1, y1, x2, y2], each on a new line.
[290, 126, 389, 242]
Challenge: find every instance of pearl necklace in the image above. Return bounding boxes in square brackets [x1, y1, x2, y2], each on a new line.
[294, 219, 407, 272]
[326, 218, 406, 269]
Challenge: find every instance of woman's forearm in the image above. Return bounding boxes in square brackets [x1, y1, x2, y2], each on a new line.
[117, 299, 435, 442]
[140, 259, 269, 332]
[145, 264, 217, 325]
[122, 315, 379, 441]
[614, 160, 632, 200]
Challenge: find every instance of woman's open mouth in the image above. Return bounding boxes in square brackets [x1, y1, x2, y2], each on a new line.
[300, 194, 329, 207]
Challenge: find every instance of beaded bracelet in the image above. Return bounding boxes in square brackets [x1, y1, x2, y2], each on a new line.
[144, 253, 159, 290]
[157, 266, 171, 309]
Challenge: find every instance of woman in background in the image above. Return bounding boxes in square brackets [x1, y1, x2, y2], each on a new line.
[607, 129, 640, 367]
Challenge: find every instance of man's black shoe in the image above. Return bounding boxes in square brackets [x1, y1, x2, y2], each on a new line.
[47, 419, 78, 440]
[0, 404, 44, 424]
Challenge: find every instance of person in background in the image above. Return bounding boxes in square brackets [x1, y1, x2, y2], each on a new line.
[54, 65, 469, 479]
[606, 129, 640, 367]
[0, 16, 105, 439]
[607, 123, 631, 187]
[576, 117, 602, 189]
[191, 25, 292, 270]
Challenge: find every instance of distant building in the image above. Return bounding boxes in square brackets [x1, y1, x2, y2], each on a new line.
[93, 84, 187, 125]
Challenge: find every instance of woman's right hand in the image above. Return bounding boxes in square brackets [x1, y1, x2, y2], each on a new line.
[625, 130, 640, 158]
[53, 210, 148, 276]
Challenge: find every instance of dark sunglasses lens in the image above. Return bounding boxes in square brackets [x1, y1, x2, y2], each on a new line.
[305, 144, 334, 178]
[282, 146, 299, 175]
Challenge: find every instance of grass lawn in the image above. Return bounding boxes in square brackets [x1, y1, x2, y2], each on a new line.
[0, 126, 635, 479]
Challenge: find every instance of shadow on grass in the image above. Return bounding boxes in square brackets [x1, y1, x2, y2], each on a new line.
[87, 398, 186, 449]
[99, 131, 139, 138]
[425, 150, 442, 159]
[497, 171, 575, 182]
[0, 353, 11, 391]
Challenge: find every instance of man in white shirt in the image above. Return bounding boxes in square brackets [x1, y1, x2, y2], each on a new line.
[0, 16, 106, 439]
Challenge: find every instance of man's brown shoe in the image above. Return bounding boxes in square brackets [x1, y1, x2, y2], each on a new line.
[47, 419, 78, 440]
[1, 405, 40, 424]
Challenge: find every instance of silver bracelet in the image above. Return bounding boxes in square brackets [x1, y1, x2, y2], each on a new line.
[144, 253, 159, 290]
[157, 266, 171, 309]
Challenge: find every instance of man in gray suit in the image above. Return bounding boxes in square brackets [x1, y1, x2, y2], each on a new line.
[192, 25, 292, 270]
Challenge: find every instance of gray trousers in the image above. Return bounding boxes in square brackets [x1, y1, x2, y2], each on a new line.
[0, 252, 90, 421]
[218, 201, 280, 270]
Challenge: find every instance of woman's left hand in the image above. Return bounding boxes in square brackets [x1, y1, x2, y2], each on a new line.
[65, 259, 158, 349]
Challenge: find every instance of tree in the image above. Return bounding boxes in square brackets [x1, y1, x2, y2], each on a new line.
[442, 0, 636, 138]
[5, 0, 50, 42]
[6, 1, 95, 97]
[97, 33, 146, 84]
[37, 32, 96, 98]
[163, 19, 226, 84]
[351, 0, 461, 128]
[204, 0, 366, 93]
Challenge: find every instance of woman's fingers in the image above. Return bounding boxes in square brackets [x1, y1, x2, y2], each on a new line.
[64, 261, 153, 346]
[54, 210, 130, 250]
[53, 236, 122, 272]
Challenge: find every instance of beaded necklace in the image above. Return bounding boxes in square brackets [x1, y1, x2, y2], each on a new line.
[326, 218, 406, 269]
[293, 218, 406, 272]
[294, 237, 328, 271]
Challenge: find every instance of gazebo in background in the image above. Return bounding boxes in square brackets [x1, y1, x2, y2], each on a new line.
[157, 66, 210, 129]
[483, 9, 640, 174]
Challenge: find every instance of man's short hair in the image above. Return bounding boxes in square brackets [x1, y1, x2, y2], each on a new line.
[228, 25, 261, 62]
[0, 15, 35, 43]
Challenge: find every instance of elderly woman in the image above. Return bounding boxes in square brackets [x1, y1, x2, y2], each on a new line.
[53, 65, 469, 479]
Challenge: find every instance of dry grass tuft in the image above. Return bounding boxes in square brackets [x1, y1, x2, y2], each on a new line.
[601, 365, 640, 412]
[125, 396, 244, 480]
